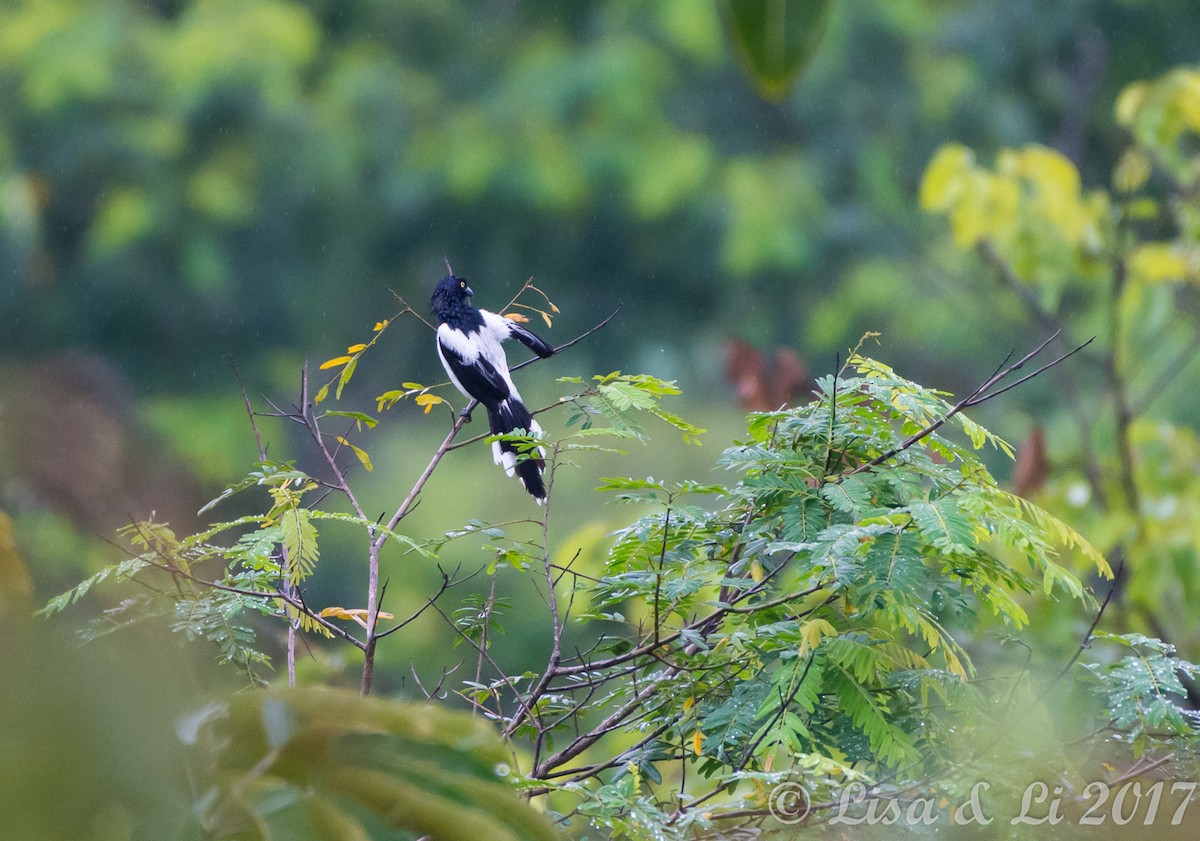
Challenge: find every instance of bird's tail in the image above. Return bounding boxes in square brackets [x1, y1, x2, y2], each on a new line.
[486, 398, 546, 502]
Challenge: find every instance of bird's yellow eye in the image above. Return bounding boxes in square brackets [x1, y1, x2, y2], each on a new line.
[459, 280, 466, 288]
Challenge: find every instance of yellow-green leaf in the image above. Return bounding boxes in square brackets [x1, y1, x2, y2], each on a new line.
[1114, 148, 1152, 194]
[376, 390, 405, 412]
[336, 357, 358, 399]
[324, 410, 378, 429]
[305, 795, 373, 841]
[314, 383, 330, 405]
[351, 444, 373, 472]
[1115, 81, 1148, 126]
[798, 617, 837, 657]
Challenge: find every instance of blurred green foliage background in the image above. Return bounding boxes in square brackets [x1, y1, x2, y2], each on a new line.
[1, 0, 1194, 391]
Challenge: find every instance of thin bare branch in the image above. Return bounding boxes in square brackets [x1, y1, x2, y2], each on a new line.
[846, 332, 1092, 478]
[229, 356, 267, 463]
[376, 564, 477, 639]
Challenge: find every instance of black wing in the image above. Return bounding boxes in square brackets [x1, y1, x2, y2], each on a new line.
[438, 336, 510, 405]
[509, 322, 555, 358]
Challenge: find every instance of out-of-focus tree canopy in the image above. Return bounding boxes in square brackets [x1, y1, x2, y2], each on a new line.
[2, 0, 1197, 393]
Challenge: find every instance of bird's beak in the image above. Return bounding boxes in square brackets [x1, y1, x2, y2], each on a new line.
[465, 285, 474, 297]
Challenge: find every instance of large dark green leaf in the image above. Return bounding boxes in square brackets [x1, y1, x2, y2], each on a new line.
[722, 0, 833, 101]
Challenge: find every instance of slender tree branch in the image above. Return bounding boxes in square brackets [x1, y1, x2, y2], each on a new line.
[845, 332, 1093, 478]
[532, 679, 665, 778]
[524, 721, 674, 796]
[977, 241, 1110, 505]
[1051, 550, 1126, 684]
[1107, 753, 1175, 788]
[1107, 257, 1141, 514]
[230, 357, 267, 464]
[503, 454, 563, 737]
[428, 599, 526, 719]
[376, 565, 475, 639]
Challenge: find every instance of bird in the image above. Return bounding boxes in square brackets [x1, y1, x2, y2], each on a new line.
[430, 266, 555, 502]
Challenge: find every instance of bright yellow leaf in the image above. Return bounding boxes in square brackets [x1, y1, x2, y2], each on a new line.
[919, 143, 974, 212]
[347, 343, 367, 353]
[503, 312, 530, 323]
[415, 393, 444, 414]
[1013, 145, 1088, 242]
[947, 170, 1017, 247]
[320, 355, 352, 370]
[1131, 243, 1193, 283]
[373, 320, 388, 331]
[1012, 145, 1080, 196]
[682, 696, 695, 713]
[749, 560, 763, 582]
[692, 730, 704, 756]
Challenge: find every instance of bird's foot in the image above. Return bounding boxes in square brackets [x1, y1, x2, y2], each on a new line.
[459, 407, 474, 423]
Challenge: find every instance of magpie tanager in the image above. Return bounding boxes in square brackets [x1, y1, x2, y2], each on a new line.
[430, 273, 555, 502]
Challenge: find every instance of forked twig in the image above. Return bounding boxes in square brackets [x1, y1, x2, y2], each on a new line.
[846, 331, 1093, 477]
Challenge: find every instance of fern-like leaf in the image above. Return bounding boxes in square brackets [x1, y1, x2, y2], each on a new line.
[281, 507, 319, 585]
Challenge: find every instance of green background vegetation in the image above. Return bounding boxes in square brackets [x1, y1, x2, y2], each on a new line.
[5, 1, 1200, 838]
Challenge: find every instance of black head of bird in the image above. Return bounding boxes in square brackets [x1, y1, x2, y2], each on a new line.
[430, 274, 476, 324]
